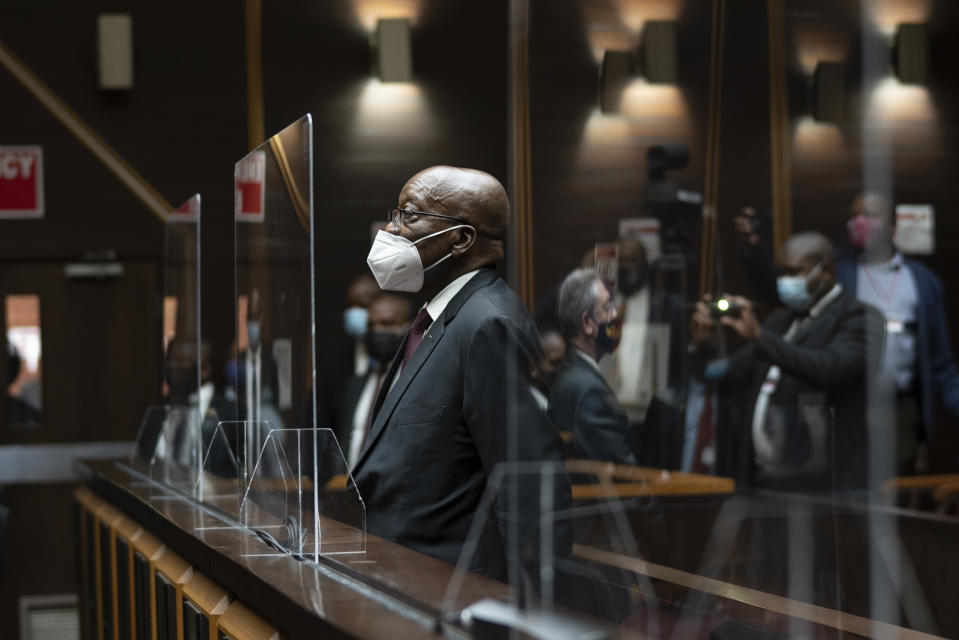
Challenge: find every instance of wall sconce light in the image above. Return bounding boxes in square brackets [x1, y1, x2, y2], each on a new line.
[811, 61, 844, 123]
[894, 23, 928, 84]
[640, 21, 678, 84]
[371, 18, 412, 83]
[599, 20, 677, 113]
[599, 50, 633, 114]
[97, 14, 134, 90]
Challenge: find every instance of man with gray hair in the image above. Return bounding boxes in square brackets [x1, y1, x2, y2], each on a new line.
[548, 268, 637, 464]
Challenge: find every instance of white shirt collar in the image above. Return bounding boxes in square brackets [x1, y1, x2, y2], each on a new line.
[571, 347, 601, 373]
[808, 283, 843, 318]
[860, 251, 905, 271]
[424, 269, 481, 324]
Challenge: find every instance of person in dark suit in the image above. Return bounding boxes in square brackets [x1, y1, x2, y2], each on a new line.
[736, 193, 959, 475]
[333, 292, 413, 468]
[355, 165, 570, 580]
[692, 232, 884, 492]
[548, 268, 636, 465]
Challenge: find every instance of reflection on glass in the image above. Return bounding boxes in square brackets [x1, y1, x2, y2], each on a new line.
[233, 115, 314, 434]
[6, 294, 41, 427]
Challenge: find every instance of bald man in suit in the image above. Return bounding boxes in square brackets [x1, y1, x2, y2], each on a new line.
[355, 166, 570, 580]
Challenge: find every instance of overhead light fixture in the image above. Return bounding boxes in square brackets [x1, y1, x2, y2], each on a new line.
[894, 23, 928, 84]
[811, 61, 844, 123]
[371, 18, 412, 83]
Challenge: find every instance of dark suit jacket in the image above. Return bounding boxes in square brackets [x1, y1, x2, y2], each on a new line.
[548, 352, 636, 465]
[739, 243, 959, 438]
[352, 268, 570, 579]
[714, 289, 884, 491]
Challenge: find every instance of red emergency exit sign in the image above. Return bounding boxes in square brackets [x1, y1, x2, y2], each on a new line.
[0, 146, 43, 219]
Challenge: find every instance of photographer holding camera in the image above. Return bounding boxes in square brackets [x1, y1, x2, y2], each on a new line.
[691, 232, 883, 493]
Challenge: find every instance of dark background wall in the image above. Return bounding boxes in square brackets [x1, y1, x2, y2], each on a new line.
[3, 0, 959, 636]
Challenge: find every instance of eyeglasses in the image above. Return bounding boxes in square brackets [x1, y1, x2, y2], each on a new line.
[387, 208, 466, 227]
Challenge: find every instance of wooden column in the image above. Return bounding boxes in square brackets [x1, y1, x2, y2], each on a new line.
[245, 0, 265, 150]
[508, 0, 534, 309]
[700, 0, 727, 296]
[767, 0, 792, 250]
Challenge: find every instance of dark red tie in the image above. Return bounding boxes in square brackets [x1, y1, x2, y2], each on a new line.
[401, 309, 432, 367]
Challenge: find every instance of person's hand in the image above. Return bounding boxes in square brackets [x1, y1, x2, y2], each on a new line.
[733, 206, 760, 246]
[719, 294, 761, 341]
[690, 295, 716, 345]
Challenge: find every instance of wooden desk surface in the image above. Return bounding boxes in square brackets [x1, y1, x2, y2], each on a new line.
[79, 459, 507, 640]
[566, 460, 735, 499]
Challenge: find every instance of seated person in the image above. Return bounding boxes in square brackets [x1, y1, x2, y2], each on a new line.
[549, 268, 636, 465]
[692, 232, 883, 492]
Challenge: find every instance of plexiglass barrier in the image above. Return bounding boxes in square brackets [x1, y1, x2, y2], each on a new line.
[129, 194, 207, 497]
[234, 115, 314, 435]
[441, 462, 643, 638]
[131, 404, 202, 497]
[237, 426, 364, 560]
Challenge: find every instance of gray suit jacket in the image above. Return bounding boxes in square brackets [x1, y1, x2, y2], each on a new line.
[352, 268, 570, 579]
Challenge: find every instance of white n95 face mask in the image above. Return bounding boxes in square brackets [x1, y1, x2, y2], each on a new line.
[366, 226, 469, 292]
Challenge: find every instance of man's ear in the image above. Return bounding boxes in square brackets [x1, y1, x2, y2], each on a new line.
[580, 311, 595, 337]
[450, 226, 477, 256]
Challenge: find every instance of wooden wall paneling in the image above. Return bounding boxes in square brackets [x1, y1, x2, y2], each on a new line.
[115, 514, 145, 640]
[154, 549, 194, 640]
[258, 0, 510, 357]
[712, 0, 773, 299]
[700, 0, 726, 296]
[528, 0, 713, 301]
[767, 0, 793, 250]
[509, 0, 535, 307]
[245, 0, 265, 150]
[183, 573, 231, 640]
[0, 1, 247, 260]
[75, 487, 98, 640]
[0, 41, 172, 221]
[131, 530, 166, 640]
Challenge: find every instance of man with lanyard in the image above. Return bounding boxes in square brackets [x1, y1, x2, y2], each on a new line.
[837, 192, 959, 475]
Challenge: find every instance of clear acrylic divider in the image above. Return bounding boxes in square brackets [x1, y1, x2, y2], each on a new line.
[238, 426, 364, 561]
[132, 405, 173, 463]
[439, 461, 646, 639]
[193, 420, 259, 517]
[234, 115, 314, 442]
[130, 404, 204, 496]
[140, 194, 206, 497]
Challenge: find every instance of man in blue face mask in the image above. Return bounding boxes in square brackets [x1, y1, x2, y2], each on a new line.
[691, 232, 884, 493]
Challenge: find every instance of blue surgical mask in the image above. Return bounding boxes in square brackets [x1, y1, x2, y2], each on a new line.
[776, 262, 822, 312]
[343, 306, 368, 338]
